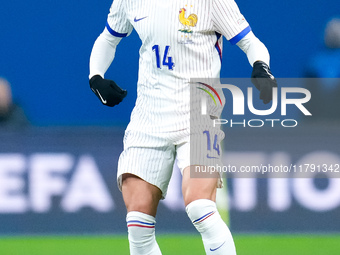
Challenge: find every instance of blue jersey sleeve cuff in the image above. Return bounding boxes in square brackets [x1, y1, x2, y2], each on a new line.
[229, 26, 251, 45]
[106, 22, 128, 38]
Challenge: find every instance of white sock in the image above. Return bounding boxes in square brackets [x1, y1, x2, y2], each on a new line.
[126, 211, 162, 255]
[186, 199, 236, 255]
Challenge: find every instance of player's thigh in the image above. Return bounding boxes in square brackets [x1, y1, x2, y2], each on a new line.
[182, 166, 219, 206]
[121, 173, 162, 217]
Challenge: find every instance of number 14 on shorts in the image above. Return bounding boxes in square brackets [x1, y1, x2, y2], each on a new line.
[203, 130, 220, 159]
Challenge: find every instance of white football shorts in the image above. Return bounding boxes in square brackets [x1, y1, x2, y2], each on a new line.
[117, 126, 225, 198]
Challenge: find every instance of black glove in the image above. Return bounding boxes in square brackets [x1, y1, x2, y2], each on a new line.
[251, 61, 278, 104]
[89, 75, 127, 107]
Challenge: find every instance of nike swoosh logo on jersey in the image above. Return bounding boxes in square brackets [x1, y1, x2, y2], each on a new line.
[210, 241, 226, 251]
[96, 89, 107, 104]
[134, 16, 148, 22]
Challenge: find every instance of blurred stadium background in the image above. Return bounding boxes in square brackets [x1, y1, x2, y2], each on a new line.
[0, 0, 339, 254]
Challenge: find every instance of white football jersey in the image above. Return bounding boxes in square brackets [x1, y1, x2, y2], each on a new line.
[106, 0, 250, 132]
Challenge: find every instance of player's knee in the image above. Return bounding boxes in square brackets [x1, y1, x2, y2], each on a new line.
[182, 182, 217, 206]
[125, 200, 155, 215]
[123, 190, 159, 215]
[182, 167, 218, 206]
[183, 189, 216, 206]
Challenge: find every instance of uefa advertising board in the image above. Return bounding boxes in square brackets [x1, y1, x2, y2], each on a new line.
[0, 124, 339, 234]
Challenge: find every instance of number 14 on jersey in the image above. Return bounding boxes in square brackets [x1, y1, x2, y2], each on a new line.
[152, 45, 175, 70]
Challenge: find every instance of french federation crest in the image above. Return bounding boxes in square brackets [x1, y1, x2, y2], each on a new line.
[178, 7, 198, 44]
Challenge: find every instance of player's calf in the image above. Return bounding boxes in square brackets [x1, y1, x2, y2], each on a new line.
[186, 199, 236, 255]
